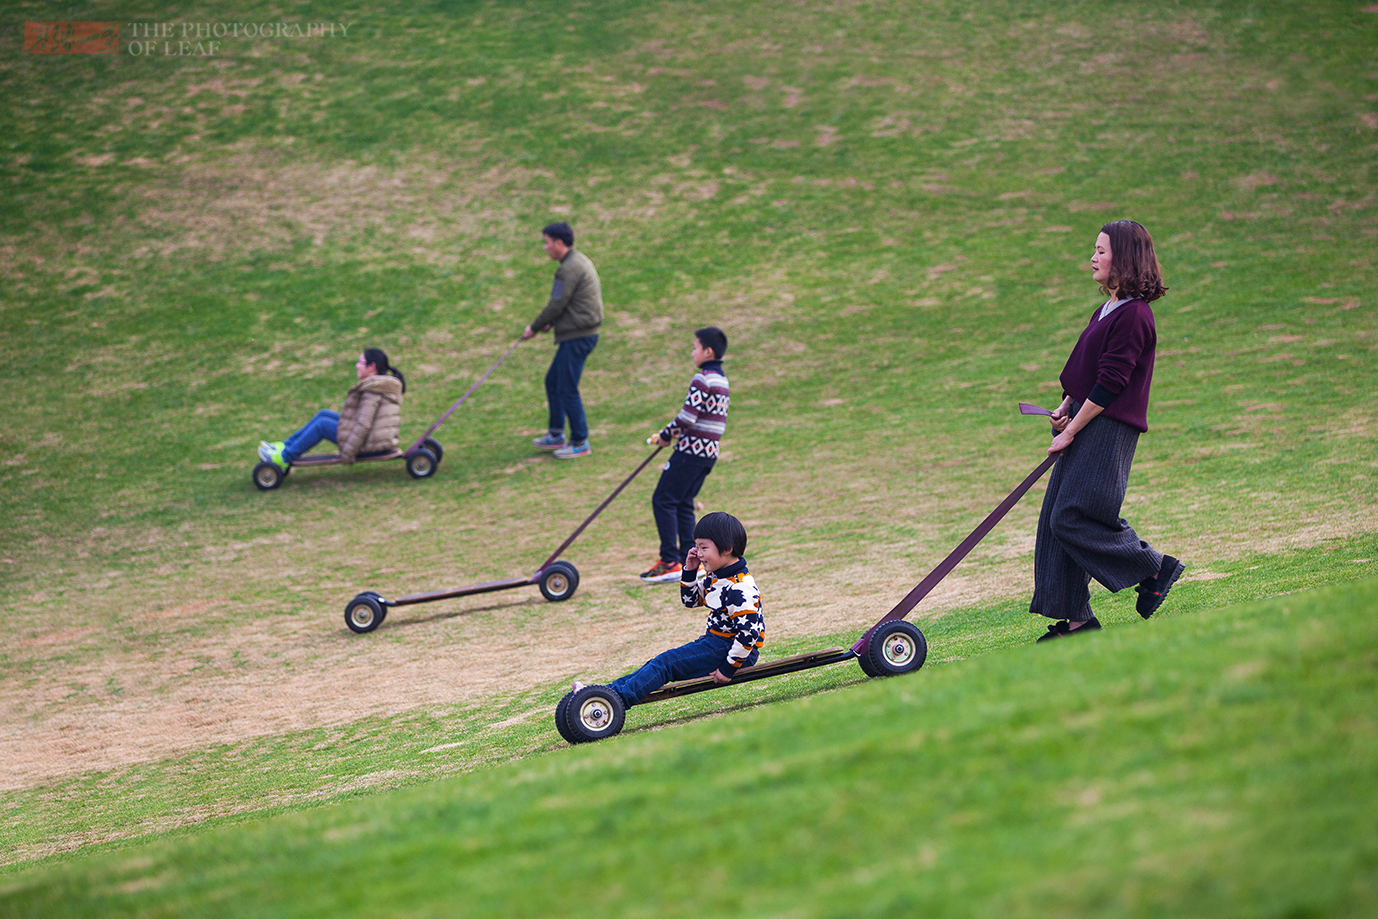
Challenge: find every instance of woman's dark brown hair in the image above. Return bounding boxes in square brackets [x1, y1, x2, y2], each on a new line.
[362, 347, 406, 392]
[1100, 220, 1168, 303]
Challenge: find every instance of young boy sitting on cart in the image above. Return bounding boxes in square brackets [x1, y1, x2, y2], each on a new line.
[578, 512, 763, 707]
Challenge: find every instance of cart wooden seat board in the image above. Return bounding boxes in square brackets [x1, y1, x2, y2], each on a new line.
[642, 648, 854, 703]
[289, 449, 403, 466]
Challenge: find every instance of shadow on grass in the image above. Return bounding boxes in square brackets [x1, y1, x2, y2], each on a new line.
[377, 594, 545, 629]
[601, 616, 1064, 742]
[616, 665, 874, 739]
[263, 465, 422, 491]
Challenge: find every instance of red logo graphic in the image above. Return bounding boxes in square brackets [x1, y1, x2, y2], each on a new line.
[24, 21, 119, 54]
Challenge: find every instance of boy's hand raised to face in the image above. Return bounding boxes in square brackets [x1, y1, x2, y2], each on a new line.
[684, 546, 701, 572]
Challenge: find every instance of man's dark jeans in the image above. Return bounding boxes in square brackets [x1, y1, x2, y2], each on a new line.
[545, 334, 598, 444]
[608, 633, 759, 707]
[652, 452, 714, 563]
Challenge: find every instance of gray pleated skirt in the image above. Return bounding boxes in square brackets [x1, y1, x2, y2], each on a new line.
[1030, 406, 1162, 621]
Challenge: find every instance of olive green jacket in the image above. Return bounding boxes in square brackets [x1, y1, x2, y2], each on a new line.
[530, 249, 603, 343]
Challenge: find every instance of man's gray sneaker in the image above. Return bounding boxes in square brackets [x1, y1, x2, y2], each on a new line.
[533, 433, 566, 450]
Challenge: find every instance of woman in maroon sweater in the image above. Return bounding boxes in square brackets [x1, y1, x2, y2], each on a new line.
[1032, 220, 1185, 641]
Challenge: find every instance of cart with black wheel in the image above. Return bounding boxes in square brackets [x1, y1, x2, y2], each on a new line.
[342, 445, 667, 633]
[555, 425, 1060, 745]
[252, 437, 445, 491]
[252, 340, 521, 491]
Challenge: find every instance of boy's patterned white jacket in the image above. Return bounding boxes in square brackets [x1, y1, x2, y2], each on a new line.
[680, 559, 764, 675]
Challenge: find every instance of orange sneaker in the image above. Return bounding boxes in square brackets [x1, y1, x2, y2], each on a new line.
[639, 560, 683, 583]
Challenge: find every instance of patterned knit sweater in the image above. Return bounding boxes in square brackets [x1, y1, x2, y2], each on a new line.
[680, 558, 764, 674]
[658, 360, 729, 465]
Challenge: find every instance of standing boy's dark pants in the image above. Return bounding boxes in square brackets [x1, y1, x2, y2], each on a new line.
[545, 334, 598, 444]
[652, 451, 714, 564]
[1031, 404, 1162, 622]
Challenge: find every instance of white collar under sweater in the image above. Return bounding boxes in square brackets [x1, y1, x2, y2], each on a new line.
[1098, 297, 1133, 320]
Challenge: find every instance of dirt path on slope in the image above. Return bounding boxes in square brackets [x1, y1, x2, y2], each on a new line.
[6, 496, 1376, 792]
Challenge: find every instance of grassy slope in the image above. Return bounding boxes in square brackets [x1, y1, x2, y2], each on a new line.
[2, 0, 1374, 581]
[0, 535, 1373, 869]
[3, 573, 1377, 917]
[0, 0, 1376, 884]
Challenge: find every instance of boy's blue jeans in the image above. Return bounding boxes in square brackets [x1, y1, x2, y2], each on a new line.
[607, 633, 759, 707]
[545, 334, 598, 444]
[282, 409, 339, 462]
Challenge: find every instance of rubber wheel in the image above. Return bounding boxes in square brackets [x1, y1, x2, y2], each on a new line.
[865, 620, 928, 677]
[563, 685, 625, 743]
[423, 438, 444, 466]
[252, 461, 285, 490]
[554, 692, 581, 745]
[406, 447, 438, 479]
[345, 594, 387, 633]
[538, 561, 580, 602]
[857, 646, 882, 678]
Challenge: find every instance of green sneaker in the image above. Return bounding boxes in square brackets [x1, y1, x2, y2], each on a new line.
[258, 441, 288, 471]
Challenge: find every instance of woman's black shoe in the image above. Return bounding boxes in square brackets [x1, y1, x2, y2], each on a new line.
[1136, 556, 1186, 619]
[1036, 617, 1101, 642]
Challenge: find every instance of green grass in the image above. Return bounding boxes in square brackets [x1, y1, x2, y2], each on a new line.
[0, 0, 1376, 909]
[2, 0, 1374, 558]
[4, 571, 1377, 917]
[3, 533, 1374, 871]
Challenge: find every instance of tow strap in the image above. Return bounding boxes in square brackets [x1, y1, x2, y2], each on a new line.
[850, 403, 1059, 654]
[534, 445, 666, 574]
[404, 338, 524, 454]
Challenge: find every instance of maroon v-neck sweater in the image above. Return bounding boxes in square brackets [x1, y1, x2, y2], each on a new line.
[1059, 299, 1157, 433]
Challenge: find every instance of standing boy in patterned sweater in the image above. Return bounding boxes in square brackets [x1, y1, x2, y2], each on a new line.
[576, 513, 764, 707]
[640, 326, 730, 582]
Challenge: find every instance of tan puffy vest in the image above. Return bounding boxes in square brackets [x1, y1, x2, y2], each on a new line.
[337, 374, 404, 462]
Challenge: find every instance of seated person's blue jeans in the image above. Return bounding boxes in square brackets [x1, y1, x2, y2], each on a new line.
[607, 633, 760, 708]
[282, 409, 339, 463]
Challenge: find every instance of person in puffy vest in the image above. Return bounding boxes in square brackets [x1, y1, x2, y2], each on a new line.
[258, 347, 406, 469]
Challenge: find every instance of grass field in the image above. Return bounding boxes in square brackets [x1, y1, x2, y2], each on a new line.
[1, 0, 1376, 912]
[4, 569, 1378, 917]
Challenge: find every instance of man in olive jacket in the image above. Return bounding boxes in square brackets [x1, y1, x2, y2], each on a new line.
[523, 222, 602, 459]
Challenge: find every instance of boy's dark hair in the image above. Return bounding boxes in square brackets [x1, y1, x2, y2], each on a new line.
[694, 326, 728, 360]
[1099, 220, 1167, 303]
[693, 511, 747, 558]
[363, 347, 406, 392]
[542, 222, 575, 247]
